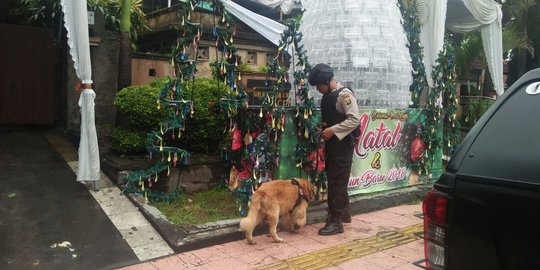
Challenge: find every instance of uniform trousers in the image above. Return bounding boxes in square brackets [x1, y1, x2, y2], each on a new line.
[324, 136, 354, 220]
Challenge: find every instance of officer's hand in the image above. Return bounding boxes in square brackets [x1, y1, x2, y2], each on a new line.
[321, 128, 334, 141]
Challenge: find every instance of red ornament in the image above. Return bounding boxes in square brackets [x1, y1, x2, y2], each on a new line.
[231, 127, 242, 151]
[265, 112, 273, 125]
[306, 147, 325, 172]
[410, 136, 426, 162]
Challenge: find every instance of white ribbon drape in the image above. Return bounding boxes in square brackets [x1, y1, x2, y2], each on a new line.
[61, 0, 100, 182]
[463, 0, 504, 96]
[463, 0, 500, 24]
[419, 0, 504, 95]
[239, 0, 301, 14]
[418, 0, 448, 88]
[480, 19, 504, 96]
[222, 0, 287, 46]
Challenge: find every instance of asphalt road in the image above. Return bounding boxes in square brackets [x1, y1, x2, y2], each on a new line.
[0, 129, 139, 270]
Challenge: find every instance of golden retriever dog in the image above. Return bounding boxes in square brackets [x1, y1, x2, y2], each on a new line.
[240, 178, 315, 245]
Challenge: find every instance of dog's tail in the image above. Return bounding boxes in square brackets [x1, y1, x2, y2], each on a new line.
[239, 216, 253, 232]
[239, 196, 260, 232]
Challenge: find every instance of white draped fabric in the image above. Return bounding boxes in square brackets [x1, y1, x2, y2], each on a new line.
[461, 0, 504, 96]
[480, 19, 504, 96]
[243, 0, 301, 14]
[60, 0, 100, 182]
[417, 0, 448, 88]
[419, 0, 504, 95]
[222, 0, 286, 47]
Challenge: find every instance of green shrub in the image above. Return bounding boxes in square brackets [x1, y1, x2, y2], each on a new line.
[238, 63, 253, 72]
[114, 85, 167, 130]
[256, 65, 270, 73]
[180, 78, 228, 154]
[112, 77, 228, 155]
[148, 77, 170, 89]
[111, 127, 147, 155]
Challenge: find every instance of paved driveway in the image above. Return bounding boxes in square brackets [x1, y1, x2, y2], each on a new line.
[0, 129, 139, 270]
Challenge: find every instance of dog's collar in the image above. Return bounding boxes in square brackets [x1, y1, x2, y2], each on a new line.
[290, 178, 309, 213]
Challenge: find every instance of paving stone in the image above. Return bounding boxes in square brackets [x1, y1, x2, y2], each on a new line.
[132, 242, 174, 261]
[109, 211, 155, 231]
[119, 225, 166, 248]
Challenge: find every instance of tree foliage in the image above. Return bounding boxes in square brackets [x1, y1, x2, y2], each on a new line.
[88, 0, 149, 43]
[0, 0, 148, 49]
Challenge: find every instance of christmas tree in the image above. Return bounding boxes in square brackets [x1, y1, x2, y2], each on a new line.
[121, 0, 203, 203]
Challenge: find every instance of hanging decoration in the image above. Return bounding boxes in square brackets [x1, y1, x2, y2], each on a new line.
[417, 34, 459, 176]
[394, 1, 459, 178]
[216, 15, 325, 214]
[208, 0, 256, 215]
[440, 36, 460, 155]
[272, 20, 327, 193]
[121, 0, 201, 203]
[398, 0, 427, 108]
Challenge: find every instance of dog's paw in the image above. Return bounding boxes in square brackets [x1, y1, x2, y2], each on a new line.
[247, 239, 257, 245]
[274, 237, 285, 243]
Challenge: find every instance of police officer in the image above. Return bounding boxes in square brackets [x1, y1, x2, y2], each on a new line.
[308, 63, 360, 235]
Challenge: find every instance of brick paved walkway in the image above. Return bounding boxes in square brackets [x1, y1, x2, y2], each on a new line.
[118, 203, 426, 270]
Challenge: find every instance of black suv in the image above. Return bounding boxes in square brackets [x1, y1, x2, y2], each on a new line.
[422, 69, 540, 270]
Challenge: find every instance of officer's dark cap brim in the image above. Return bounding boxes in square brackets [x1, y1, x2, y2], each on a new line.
[308, 63, 334, 86]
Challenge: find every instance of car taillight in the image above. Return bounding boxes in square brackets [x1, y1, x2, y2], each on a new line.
[423, 189, 449, 270]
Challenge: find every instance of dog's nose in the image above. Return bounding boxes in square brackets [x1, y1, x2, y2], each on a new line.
[294, 224, 300, 230]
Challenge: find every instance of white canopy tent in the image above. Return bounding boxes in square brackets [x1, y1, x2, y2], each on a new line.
[418, 0, 504, 96]
[60, 0, 101, 184]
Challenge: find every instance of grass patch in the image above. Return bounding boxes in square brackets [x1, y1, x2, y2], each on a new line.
[153, 188, 242, 226]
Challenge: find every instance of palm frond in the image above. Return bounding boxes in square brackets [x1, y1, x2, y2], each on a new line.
[454, 32, 484, 76]
[505, 0, 536, 17]
[503, 25, 534, 56]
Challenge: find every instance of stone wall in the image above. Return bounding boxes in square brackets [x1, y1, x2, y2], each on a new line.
[131, 54, 172, 86]
[101, 153, 224, 195]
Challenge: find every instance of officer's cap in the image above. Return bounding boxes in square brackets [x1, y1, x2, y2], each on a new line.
[308, 63, 334, 86]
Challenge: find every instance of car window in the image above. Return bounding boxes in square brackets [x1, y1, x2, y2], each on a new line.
[460, 81, 540, 183]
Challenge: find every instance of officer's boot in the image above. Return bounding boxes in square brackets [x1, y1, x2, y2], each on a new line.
[342, 212, 352, 223]
[325, 213, 351, 223]
[318, 216, 344, 236]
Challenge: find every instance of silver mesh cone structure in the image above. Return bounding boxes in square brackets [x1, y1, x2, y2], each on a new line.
[298, 0, 413, 108]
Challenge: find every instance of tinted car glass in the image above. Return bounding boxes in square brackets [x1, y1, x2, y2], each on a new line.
[459, 82, 540, 183]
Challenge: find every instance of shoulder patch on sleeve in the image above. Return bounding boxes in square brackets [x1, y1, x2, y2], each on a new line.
[342, 92, 352, 105]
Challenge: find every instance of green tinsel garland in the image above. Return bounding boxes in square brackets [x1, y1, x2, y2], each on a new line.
[440, 36, 461, 155]
[396, 1, 460, 176]
[420, 34, 460, 176]
[207, 0, 255, 215]
[398, 0, 427, 108]
[268, 19, 327, 193]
